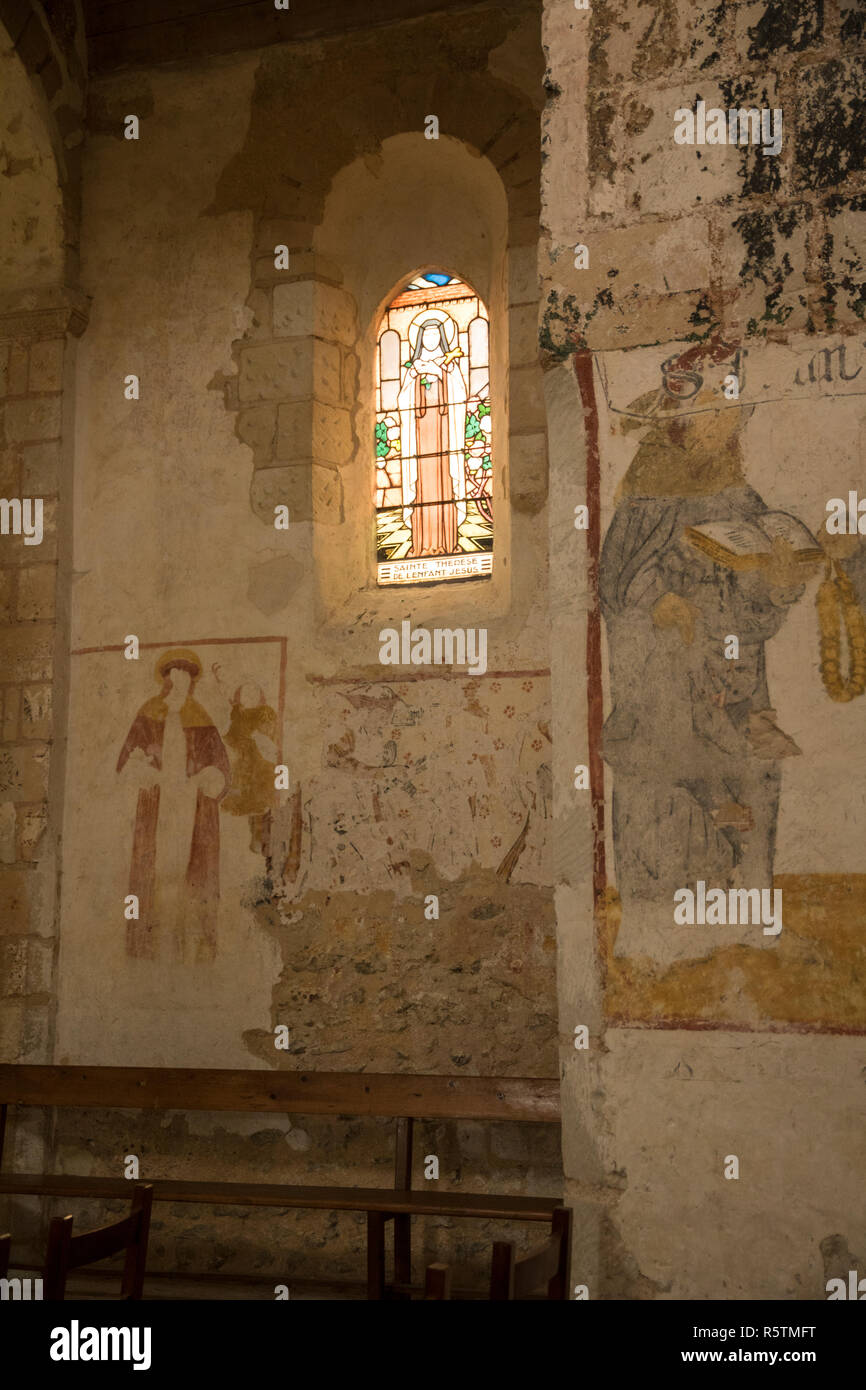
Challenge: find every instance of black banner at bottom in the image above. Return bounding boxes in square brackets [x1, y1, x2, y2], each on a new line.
[0, 1298, 860, 1376]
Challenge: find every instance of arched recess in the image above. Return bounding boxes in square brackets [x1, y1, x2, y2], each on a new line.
[310, 133, 510, 621]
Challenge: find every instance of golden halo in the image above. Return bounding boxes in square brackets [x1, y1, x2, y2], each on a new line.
[154, 647, 202, 681]
[408, 308, 458, 353]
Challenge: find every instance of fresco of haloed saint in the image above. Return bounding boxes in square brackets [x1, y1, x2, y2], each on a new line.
[599, 361, 826, 966]
[117, 649, 231, 963]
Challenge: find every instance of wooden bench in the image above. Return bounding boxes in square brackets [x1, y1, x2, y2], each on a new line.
[0, 1065, 563, 1299]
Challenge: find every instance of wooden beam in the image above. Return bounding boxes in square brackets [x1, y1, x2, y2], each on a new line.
[0, 1065, 560, 1122]
[84, 0, 507, 73]
[0, 1171, 563, 1219]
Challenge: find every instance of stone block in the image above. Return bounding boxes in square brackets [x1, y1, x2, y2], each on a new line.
[254, 251, 343, 286]
[276, 400, 353, 465]
[0, 445, 19, 493]
[2, 687, 19, 741]
[244, 289, 272, 340]
[509, 303, 539, 367]
[583, 287, 709, 350]
[718, 204, 811, 336]
[17, 566, 56, 621]
[507, 177, 541, 221]
[509, 214, 541, 249]
[27, 339, 64, 393]
[509, 431, 548, 495]
[0, 498, 58, 565]
[0, 1005, 50, 1064]
[272, 280, 357, 348]
[841, 2, 865, 43]
[341, 350, 359, 407]
[795, 59, 866, 191]
[17, 1004, 52, 1061]
[0, 800, 14, 862]
[593, 0, 726, 88]
[8, 345, 29, 395]
[250, 461, 342, 526]
[20, 441, 62, 495]
[236, 404, 277, 462]
[0, 625, 55, 681]
[0, 743, 50, 801]
[509, 245, 539, 305]
[509, 364, 547, 432]
[0, 936, 54, 997]
[733, 1, 824, 65]
[16, 803, 47, 862]
[20, 685, 52, 740]
[0, 865, 33, 934]
[238, 339, 342, 406]
[589, 79, 783, 220]
[545, 215, 711, 307]
[0, 569, 15, 622]
[4, 396, 61, 444]
[821, 200, 866, 326]
[255, 220, 316, 256]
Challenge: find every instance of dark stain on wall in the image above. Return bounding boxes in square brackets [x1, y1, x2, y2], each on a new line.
[795, 59, 866, 191]
[744, 0, 825, 62]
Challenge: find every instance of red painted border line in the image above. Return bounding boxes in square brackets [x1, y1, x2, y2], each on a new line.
[574, 350, 607, 988]
[307, 667, 550, 685]
[606, 1015, 866, 1037]
[71, 636, 284, 656]
[276, 637, 287, 765]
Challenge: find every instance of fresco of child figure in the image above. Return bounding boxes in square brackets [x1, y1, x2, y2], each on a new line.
[600, 377, 823, 965]
[219, 678, 279, 856]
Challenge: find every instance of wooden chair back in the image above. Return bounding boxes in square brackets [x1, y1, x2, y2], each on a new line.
[489, 1206, 571, 1300]
[43, 1183, 153, 1300]
[424, 1262, 452, 1299]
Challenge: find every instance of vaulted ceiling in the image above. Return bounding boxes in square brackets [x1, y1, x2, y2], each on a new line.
[82, 0, 509, 72]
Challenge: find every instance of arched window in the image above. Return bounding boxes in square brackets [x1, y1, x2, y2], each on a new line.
[375, 271, 493, 586]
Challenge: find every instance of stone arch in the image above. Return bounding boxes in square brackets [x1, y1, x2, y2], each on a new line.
[0, 0, 86, 285]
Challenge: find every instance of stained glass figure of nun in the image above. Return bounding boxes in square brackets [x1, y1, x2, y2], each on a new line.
[375, 272, 493, 585]
[397, 308, 467, 558]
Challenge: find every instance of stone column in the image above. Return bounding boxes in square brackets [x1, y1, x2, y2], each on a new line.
[233, 240, 358, 592]
[0, 286, 86, 1071]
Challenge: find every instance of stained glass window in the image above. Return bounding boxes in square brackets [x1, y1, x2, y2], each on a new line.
[375, 271, 493, 586]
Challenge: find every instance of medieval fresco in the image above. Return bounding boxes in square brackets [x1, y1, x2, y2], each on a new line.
[592, 333, 866, 1031]
[55, 638, 287, 1062]
[284, 670, 551, 897]
[117, 648, 231, 963]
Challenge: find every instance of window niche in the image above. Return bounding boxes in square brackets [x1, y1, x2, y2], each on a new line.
[308, 133, 513, 625]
